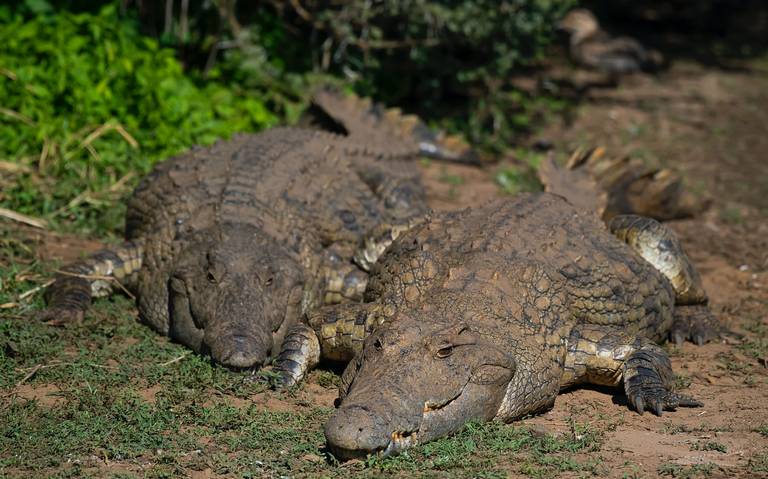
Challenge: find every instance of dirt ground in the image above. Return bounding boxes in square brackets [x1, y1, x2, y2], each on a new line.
[421, 59, 768, 477]
[3, 60, 767, 478]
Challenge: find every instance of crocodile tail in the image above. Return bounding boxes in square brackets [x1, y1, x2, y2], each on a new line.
[539, 147, 706, 221]
[38, 241, 143, 324]
[538, 148, 608, 218]
[307, 88, 480, 164]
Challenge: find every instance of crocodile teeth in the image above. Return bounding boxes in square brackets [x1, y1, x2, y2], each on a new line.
[384, 431, 418, 456]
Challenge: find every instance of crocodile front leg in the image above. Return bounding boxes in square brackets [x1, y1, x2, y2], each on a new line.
[272, 302, 390, 388]
[39, 241, 143, 323]
[562, 324, 702, 415]
[271, 323, 321, 389]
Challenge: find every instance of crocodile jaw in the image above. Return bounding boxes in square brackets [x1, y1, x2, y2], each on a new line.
[325, 383, 467, 460]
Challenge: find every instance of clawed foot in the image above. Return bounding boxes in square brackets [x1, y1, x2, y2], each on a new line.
[626, 384, 702, 416]
[624, 347, 702, 416]
[671, 305, 721, 346]
[270, 362, 301, 390]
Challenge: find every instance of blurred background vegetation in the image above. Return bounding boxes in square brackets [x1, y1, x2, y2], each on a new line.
[1, 0, 766, 234]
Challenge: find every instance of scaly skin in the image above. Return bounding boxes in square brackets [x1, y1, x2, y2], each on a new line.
[281, 193, 715, 459]
[41, 89, 480, 370]
[538, 146, 704, 221]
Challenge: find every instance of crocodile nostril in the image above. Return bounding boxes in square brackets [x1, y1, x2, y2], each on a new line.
[222, 350, 263, 369]
[208, 332, 270, 370]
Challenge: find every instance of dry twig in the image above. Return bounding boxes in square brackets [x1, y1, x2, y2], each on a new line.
[0, 207, 48, 229]
[54, 270, 135, 300]
[18, 279, 55, 301]
[159, 352, 190, 367]
[0, 108, 35, 126]
[15, 364, 42, 387]
[0, 161, 32, 174]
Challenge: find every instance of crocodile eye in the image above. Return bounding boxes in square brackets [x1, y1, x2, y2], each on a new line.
[264, 277, 274, 287]
[206, 271, 217, 284]
[373, 338, 383, 351]
[436, 345, 453, 359]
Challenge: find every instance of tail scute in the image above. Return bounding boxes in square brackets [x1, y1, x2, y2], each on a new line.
[308, 88, 479, 164]
[539, 146, 706, 221]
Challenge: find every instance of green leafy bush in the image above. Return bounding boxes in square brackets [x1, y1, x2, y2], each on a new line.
[277, 0, 577, 146]
[0, 4, 287, 233]
[0, 1, 577, 233]
[135, 0, 577, 150]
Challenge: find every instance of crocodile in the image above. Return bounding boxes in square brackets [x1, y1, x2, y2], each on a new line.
[39, 90, 473, 370]
[558, 8, 664, 77]
[273, 193, 718, 459]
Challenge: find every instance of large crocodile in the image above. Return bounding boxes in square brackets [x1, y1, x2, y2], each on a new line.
[39, 90, 473, 370]
[274, 193, 718, 458]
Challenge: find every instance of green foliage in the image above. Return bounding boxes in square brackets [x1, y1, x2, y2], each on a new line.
[287, 0, 577, 147]
[0, 4, 293, 234]
[143, 0, 577, 150]
[0, 1, 579, 234]
[494, 147, 544, 195]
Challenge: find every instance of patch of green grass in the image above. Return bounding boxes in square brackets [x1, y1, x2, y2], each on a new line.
[0, 285, 333, 476]
[749, 453, 768, 474]
[438, 171, 465, 186]
[658, 462, 717, 478]
[716, 352, 752, 375]
[314, 369, 341, 389]
[361, 419, 605, 477]
[691, 441, 727, 453]
[494, 166, 542, 196]
[620, 462, 644, 479]
[737, 317, 768, 363]
[756, 425, 768, 437]
[661, 422, 735, 437]
[493, 148, 543, 196]
[718, 206, 745, 225]
[674, 374, 693, 390]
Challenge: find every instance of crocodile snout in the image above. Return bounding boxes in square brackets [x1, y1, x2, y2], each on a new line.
[208, 332, 270, 369]
[325, 405, 404, 459]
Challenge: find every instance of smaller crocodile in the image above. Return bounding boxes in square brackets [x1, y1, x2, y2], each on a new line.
[39, 90, 472, 370]
[274, 193, 718, 459]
